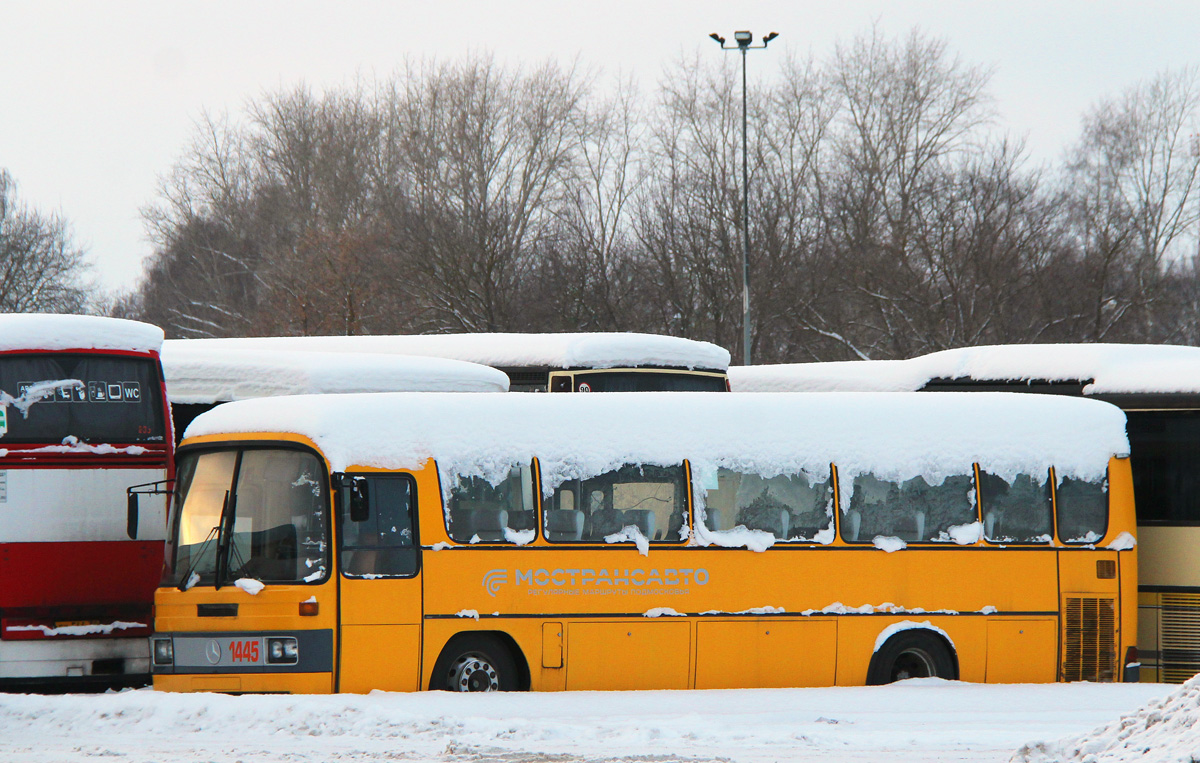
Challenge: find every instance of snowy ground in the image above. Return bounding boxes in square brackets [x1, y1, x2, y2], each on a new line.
[0, 680, 1174, 763]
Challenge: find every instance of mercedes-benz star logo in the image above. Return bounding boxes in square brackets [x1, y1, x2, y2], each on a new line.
[205, 639, 222, 665]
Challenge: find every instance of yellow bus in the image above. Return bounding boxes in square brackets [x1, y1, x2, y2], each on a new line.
[148, 391, 1137, 693]
[731, 344, 1200, 683]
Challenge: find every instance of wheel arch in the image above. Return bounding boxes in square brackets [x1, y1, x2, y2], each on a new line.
[866, 621, 959, 685]
[426, 630, 531, 691]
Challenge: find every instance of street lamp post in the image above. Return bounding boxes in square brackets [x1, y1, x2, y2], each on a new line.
[710, 30, 777, 366]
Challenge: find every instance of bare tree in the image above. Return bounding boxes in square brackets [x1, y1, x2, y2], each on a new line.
[380, 56, 590, 332]
[1061, 65, 1200, 341]
[0, 170, 92, 313]
[128, 42, 1200, 359]
[139, 113, 263, 337]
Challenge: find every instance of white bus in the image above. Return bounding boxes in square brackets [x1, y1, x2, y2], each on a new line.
[165, 332, 731, 393]
[161, 344, 509, 438]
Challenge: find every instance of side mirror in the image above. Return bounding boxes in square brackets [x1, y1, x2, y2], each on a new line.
[126, 492, 139, 540]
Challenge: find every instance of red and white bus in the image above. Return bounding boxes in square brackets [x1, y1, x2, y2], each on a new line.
[0, 314, 172, 691]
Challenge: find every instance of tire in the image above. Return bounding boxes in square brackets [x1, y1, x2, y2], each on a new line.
[430, 634, 519, 692]
[867, 630, 957, 685]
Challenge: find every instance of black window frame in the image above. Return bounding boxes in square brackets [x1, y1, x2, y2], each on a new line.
[166, 441, 332, 589]
[563, 369, 728, 393]
[839, 467, 982, 545]
[442, 460, 541, 546]
[0, 351, 168, 444]
[336, 471, 421, 579]
[1054, 467, 1111, 545]
[977, 466, 1056, 546]
[1125, 409, 1200, 526]
[694, 463, 836, 543]
[541, 461, 691, 545]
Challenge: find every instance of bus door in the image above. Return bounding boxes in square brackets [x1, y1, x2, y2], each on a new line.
[336, 472, 423, 692]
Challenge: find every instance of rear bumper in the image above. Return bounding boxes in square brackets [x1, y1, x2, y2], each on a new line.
[0, 636, 150, 691]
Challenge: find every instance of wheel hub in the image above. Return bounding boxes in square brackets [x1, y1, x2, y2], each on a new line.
[892, 648, 936, 681]
[450, 655, 499, 692]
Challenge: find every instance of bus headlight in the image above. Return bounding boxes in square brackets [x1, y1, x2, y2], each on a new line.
[152, 638, 174, 666]
[266, 637, 299, 665]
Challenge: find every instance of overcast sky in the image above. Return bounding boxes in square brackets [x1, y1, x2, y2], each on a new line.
[4, 0, 1200, 294]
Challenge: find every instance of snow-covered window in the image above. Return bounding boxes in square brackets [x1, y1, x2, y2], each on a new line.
[844, 473, 977, 543]
[0, 354, 166, 443]
[544, 464, 687, 543]
[230, 449, 329, 582]
[699, 468, 832, 541]
[1057, 474, 1108, 543]
[170, 447, 329, 587]
[339, 475, 417, 577]
[978, 470, 1053, 543]
[446, 464, 537, 544]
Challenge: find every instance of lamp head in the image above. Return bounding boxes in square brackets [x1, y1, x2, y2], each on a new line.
[709, 33, 726, 45]
[763, 32, 779, 45]
[734, 30, 753, 47]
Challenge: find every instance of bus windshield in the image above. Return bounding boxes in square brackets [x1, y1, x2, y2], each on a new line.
[171, 448, 329, 588]
[0, 353, 166, 443]
[570, 371, 726, 392]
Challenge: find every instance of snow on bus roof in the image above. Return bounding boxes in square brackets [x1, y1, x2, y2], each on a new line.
[184, 390, 1128, 488]
[730, 344, 1200, 395]
[0, 314, 163, 354]
[162, 344, 509, 403]
[169, 332, 731, 371]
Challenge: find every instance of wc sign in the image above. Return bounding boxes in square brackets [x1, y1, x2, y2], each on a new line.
[15, 381, 142, 403]
[84, 382, 142, 402]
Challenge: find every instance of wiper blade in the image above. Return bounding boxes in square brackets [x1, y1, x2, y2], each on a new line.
[177, 517, 222, 591]
[215, 487, 238, 590]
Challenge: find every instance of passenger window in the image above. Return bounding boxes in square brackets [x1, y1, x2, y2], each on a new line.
[1057, 474, 1108, 543]
[978, 470, 1053, 543]
[340, 475, 418, 578]
[545, 464, 687, 543]
[446, 464, 537, 544]
[699, 468, 832, 541]
[844, 472, 977, 543]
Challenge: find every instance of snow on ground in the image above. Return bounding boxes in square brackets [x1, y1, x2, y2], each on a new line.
[1015, 674, 1200, 763]
[0, 681, 1172, 763]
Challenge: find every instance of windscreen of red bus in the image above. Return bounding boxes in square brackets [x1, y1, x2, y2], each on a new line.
[0, 354, 167, 443]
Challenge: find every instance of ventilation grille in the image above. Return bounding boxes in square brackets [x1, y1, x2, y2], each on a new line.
[1064, 597, 1116, 682]
[499, 368, 550, 391]
[1161, 593, 1200, 684]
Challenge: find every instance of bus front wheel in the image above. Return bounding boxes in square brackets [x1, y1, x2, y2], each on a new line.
[431, 634, 519, 692]
[867, 630, 957, 685]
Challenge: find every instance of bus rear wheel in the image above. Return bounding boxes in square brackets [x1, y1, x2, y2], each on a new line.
[431, 634, 519, 692]
[867, 630, 957, 685]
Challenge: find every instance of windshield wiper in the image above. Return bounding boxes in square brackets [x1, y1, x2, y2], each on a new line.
[215, 486, 238, 590]
[177, 492, 226, 591]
